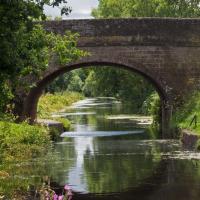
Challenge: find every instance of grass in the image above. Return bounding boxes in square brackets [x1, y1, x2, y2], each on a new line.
[0, 121, 51, 199]
[37, 91, 84, 140]
[38, 91, 84, 119]
[0, 121, 51, 162]
[172, 92, 200, 135]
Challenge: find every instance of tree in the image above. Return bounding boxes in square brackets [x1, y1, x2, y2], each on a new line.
[82, 67, 153, 113]
[67, 73, 84, 92]
[0, 0, 85, 115]
[92, 0, 200, 18]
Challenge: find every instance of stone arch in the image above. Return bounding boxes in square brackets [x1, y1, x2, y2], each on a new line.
[21, 60, 171, 137]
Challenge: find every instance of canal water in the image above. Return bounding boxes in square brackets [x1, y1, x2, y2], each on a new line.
[49, 97, 200, 200]
[6, 97, 200, 199]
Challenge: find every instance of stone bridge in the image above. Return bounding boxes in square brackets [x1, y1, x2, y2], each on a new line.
[17, 18, 200, 138]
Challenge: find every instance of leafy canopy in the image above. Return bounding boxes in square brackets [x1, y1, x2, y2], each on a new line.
[92, 0, 200, 18]
[0, 0, 86, 113]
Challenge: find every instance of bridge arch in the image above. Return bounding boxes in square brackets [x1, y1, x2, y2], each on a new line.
[21, 59, 171, 137]
[15, 18, 200, 138]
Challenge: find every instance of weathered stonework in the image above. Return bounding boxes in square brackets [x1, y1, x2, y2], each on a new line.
[17, 18, 200, 138]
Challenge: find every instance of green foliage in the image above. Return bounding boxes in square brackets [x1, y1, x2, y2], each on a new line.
[45, 72, 72, 93]
[172, 92, 200, 134]
[67, 74, 84, 92]
[195, 139, 200, 151]
[0, 120, 53, 199]
[56, 118, 71, 131]
[38, 92, 84, 118]
[82, 70, 97, 96]
[47, 66, 155, 114]
[47, 118, 71, 141]
[0, 77, 13, 113]
[92, 0, 200, 18]
[82, 67, 154, 113]
[142, 92, 161, 125]
[0, 0, 71, 78]
[0, 0, 86, 115]
[0, 121, 51, 162]
[48, 126, 62, 141]
[46, 68, 89, 93]
[51, 31, 87, 65]
[38, 92, 83, 141]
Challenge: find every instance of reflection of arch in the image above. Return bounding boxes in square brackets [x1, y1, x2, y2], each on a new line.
[21, 60, 170, 137]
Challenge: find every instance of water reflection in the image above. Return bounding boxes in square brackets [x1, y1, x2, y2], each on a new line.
[5, 97, 200, 200]
[50, 98, 156, 194]
[57, 98, 150, 133]
[50, 98, 200, 200]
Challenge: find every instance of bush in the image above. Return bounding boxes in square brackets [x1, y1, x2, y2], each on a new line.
[172, 92, 200, 135]
[0, 121, 51, 161]
[142, 92, 161, 126]
[56, 118, 71, 131]
[48, 126, 62, 141]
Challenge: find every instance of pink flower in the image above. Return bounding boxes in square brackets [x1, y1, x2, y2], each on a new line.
[58, 195, 64, 200]
[53, 193, 58, 200]
[64, 184, 71, 190]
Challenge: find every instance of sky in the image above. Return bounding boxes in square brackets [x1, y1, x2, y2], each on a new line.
[44, 0, 99, 19]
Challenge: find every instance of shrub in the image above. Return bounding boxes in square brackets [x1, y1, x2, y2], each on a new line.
[0, 121, 51, 161]
[172, 92, 200, 135]
[56, 118, 71, 131]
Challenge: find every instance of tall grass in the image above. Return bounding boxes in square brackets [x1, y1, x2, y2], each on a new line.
[172, 92, 200, 134]
[0, 121, 51, 199]
[0, 121, 51, 161]
[38, 91, 84, 118]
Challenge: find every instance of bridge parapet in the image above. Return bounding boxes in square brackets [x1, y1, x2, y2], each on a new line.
[43, 18, 200, 47]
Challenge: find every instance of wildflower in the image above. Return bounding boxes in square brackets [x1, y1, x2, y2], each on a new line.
[58, 195, 64, 200]
[64, 184, 71, 190]
[53, 193, 58, 200]
[64, 184, 73, 200]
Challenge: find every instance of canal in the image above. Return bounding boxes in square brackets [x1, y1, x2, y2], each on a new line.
[7, 97, 200, 199]
[50, 97, 200, 199]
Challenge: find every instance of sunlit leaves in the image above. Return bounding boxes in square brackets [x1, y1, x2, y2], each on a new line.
[0, 0, 86, 114]
[92, 0, 200, 18]
[51, 32, 87, 65]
